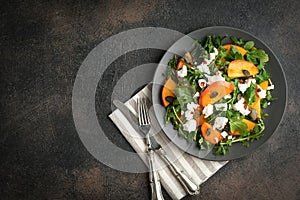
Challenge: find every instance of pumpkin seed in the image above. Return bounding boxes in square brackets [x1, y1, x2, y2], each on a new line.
[242, 69, 250, 76]
[210, 91, 218, 98]
[165, 96, 175, 103]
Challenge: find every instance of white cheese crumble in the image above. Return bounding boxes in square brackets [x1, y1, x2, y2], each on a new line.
[184, 110, 194, 121]
[257, 85, 267, 99]
[187, 102, 198, 111]
[181, 110, 185, 116]
[198, 79, 207, 88]
[233, 98, 250, 116]
[228, 135, 233, 140]
[197, 63, 210, 74]
[193, 91, 200, 98]
[224, 94, 232, 99]
[184, 102, 199, 120]
[205, 71, 225, 85]
[213, 117, 228, 130]
[214, 103, 228, 111]
[202, 104, 214, 118]
[268, 84, 274, 90]
[221, 131, 228, 138]
[209, 47, 219, 61]
[182, 119, 197, 133]
[238, 83, 248, 93]
[177, 65, 187, 77]
[196, 47, 219, 75]
[238, 78, 256, 93]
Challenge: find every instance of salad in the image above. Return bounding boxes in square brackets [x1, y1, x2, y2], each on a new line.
[161, 35, 275, 155]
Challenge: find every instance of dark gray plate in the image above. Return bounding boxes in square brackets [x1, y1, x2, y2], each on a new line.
[152, 26, 287, 161]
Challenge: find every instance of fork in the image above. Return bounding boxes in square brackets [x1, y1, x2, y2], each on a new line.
[138, 98, 164, 200]
[138, 97, 201, 198]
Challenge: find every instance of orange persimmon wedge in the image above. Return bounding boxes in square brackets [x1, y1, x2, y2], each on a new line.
[183, 52, 193, 63]
[223, 44, 248, 56]
[227, 60, 259, 78]
[196, 114, 205, 126]
[199, 81, 234, 107]
[176, 60, 192, 70]
[249, 95, 261, 119]
[229, 119, 256, 136]
[259, 80, 269, 90]
[176, 60, 186, 70]
[161, 78, 177, 107]
[201, 122, 223, 144]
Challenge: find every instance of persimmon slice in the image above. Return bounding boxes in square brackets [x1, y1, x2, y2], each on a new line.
[223, 44, 248, 56]
[199, 81, 234, 107]
[259, 80, 269, 90]
[249, 95, 261, 119]
[201, 122, 223, 144]
[227, 60, 259, 78]
[161, 78, 177, 107]
[176, 60, 193, 70]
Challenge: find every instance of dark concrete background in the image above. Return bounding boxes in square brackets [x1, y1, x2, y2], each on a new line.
[1, 0, 299, 199]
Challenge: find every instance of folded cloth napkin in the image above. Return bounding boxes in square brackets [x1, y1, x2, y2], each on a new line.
[109, 84, 228, 200]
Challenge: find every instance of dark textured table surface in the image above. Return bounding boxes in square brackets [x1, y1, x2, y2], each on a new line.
[1, 0, 299, 199]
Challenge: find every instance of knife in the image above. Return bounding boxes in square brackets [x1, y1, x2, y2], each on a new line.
[113, 99, 200, 195]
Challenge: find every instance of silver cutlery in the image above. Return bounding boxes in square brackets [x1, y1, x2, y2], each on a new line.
[113, 99, 200, 196]
[137, 98, 164, 200]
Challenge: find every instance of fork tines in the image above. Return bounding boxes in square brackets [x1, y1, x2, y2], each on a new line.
[137, 98, 150, 126]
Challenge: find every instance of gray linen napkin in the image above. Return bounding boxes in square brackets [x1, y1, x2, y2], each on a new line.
[109, 84, 228, 200]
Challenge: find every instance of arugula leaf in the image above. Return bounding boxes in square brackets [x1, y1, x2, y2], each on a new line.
[243, 41, 255, 50]
[261, 99, 268, 109]
[255, 69, 270, 84]
[203, 35, 226, 53]
[245, 82, 257, 104]
[202, 36, 215, 53]
[226, 109, 242, 120]
[229, 120, 248, 136]
[174, 86, 194, 108]
[212, 35, 226, 48]
[191, 40, 206, 63]
[246, 49, 269, 65]
[230, 36, 244, 46]
[257, 49, 269, 63]
[166, 55, 178, 80]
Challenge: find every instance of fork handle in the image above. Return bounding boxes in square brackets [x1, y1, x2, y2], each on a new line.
[148, 150, 164, 200]
[157, 149, 200, 195]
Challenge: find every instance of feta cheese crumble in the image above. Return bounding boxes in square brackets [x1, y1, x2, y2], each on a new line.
[187, 102, 199, 111]
[184, 102, 199, 120]
[196, 47, 219, 75]
[182, 119, 197, 133]
[205, 71, 225, 85]
[233, 98, 250, 116]
[221, 131, 228, 138]
[224, 94, 232, 99]
[238, 78, 256, 93]
[202, 104, 214, 118]
[197, 64, 210, 74]
[184, 110, 194, 120]
[257, 85, 267, 99]
[214, 103, 228, 111]
[267, 84, 274, 90]
[209, 47, 219, 62]
[213, 117, 228, 130]
[177, 65, 187, 77]
[193, 91, 200, 98]
[198, 79, 207, 88]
